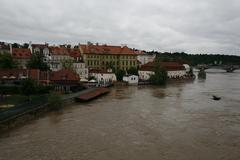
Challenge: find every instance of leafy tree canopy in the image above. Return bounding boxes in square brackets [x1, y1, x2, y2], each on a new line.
[127, 67, 138, 75]
[0, 53, 17, 69]
[150, 52, 240, 66]
[21, 78, 36, 101]
[27, 53, 49, 71]
[149, 62, 168, 85]
[61, 59, 74, 70]
[115, 69, 126, 81]
[22, 43, 29, 49]
[12, 43, 20, 48]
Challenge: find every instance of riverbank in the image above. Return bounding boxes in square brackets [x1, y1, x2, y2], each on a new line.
[0, 88, 105, 133]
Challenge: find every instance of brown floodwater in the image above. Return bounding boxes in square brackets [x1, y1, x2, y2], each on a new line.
[0, 70, 240, 160]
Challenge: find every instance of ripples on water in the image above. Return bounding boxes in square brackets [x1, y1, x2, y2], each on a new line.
[0, 70, 240, 160]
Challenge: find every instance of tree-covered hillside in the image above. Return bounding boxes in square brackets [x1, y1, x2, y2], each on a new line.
[148, 52, 240, 66]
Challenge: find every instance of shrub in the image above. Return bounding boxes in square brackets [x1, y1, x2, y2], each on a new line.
[149, 64, 168, 85]
[36, 85, 53, 94]
[21, 79, 37, 100]
[115, 69, 126, 81]
[70, 85, 86, 93]
[0, 85, 21, 95]
[48, 93, 63, 110]
[127, 67, 138, 75]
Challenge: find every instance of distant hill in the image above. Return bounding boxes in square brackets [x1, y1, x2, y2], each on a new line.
[147, 52, 240, 66]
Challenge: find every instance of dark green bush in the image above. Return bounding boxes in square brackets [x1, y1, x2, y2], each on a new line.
[0, 85, 21, 95]
[48, 93, 63, 110]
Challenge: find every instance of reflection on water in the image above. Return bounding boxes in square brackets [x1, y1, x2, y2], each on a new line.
[0, 72, 240, 160]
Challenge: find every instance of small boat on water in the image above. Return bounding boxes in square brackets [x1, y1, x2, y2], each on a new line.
[75, 87, 110, 102]
[212, 95, 221, 101]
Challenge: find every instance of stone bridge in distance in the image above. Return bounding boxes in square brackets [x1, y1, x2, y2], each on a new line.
[196, 64, 240, 73]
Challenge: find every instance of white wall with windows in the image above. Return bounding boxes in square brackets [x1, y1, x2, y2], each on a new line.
[123, 75, 139, 85]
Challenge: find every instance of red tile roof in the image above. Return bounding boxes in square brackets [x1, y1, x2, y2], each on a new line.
[68, 48, 81, 57]
[12, 48, 31, 59]
[160, 62, 186, 71]
[49, 46, 69, 56]
[67, 48, 84, 61]
[139, 61, 185, 71]
[0, 69, 26, 80]
[0, 42, 10, 50]
[50, 69, 80, 82]
[80, 44, 140, 55]
[31, 44, 48, 49]
[0, 69, 48, 81]
[49, 47, 84, 61]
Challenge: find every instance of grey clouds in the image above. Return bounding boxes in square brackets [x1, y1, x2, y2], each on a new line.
[0, 0, 240, 55]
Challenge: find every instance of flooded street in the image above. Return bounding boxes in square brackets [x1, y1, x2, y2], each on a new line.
[1, 70, 240, 160]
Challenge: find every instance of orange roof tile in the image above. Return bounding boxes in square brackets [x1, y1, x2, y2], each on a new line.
[140, 61, 185, 71]
[68, 48, 81, 57]
[0, 69, 48, 81]
[49, 46, 69, 56]
[50, 69, 80, 82]
[32, 44, 48, 48]
[12, 48, 31, 59]
[80, 44, 140, 55]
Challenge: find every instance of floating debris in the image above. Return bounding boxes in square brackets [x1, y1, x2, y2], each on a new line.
[212, 95, 221, 101]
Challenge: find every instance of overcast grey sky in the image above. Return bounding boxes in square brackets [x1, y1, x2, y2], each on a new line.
[0, 0, 240, 55]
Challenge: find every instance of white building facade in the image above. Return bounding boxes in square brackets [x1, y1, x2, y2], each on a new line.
[139, 61, 187, 80]
[73, 62, 88, 79]
[89, 69, 117, 87]
[137, 53, 156, 66]
[123, 75, 139, 85]
[167, 70, 186, 78]
[49, 47, 74, 71]
[138, 70, 155, 81]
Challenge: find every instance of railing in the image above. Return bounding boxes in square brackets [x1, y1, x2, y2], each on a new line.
[0, 96, 48, 124]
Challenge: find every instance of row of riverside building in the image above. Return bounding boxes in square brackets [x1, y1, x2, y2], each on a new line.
[0, 41, 191, 90]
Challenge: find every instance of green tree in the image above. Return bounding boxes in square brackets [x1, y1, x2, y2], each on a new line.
[150, 63, 168, 85]
[198, 68, 206, 79]
[48, 93, 63, 110]
[153, 52, 240, 66]
[61, 59, 74, 70]
[12, 43, 20, 48]
[127, 67, 138, 75]
[27, 53, 49, 71]
[21, 78, 36, 101]
[106, 62, 115, 72]
[188, 67, 194, 77]
[0, 53, 17, 69]
[22, 43, 29, 49]
[115, 69, 126, 81]
[88, 76, 96, 81]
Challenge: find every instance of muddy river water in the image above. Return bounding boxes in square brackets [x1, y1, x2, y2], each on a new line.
[0, 70, 240, 160]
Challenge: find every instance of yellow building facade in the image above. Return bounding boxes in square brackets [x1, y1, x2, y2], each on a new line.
[80, 44, 139, 71]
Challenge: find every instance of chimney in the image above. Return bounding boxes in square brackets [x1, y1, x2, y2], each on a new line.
[121, 44, 126, 48]
[87, 41, 92, 46]
[29, 41, 32, 47]
[9, 43, 13, 55]
[29, 41, 33, 53]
